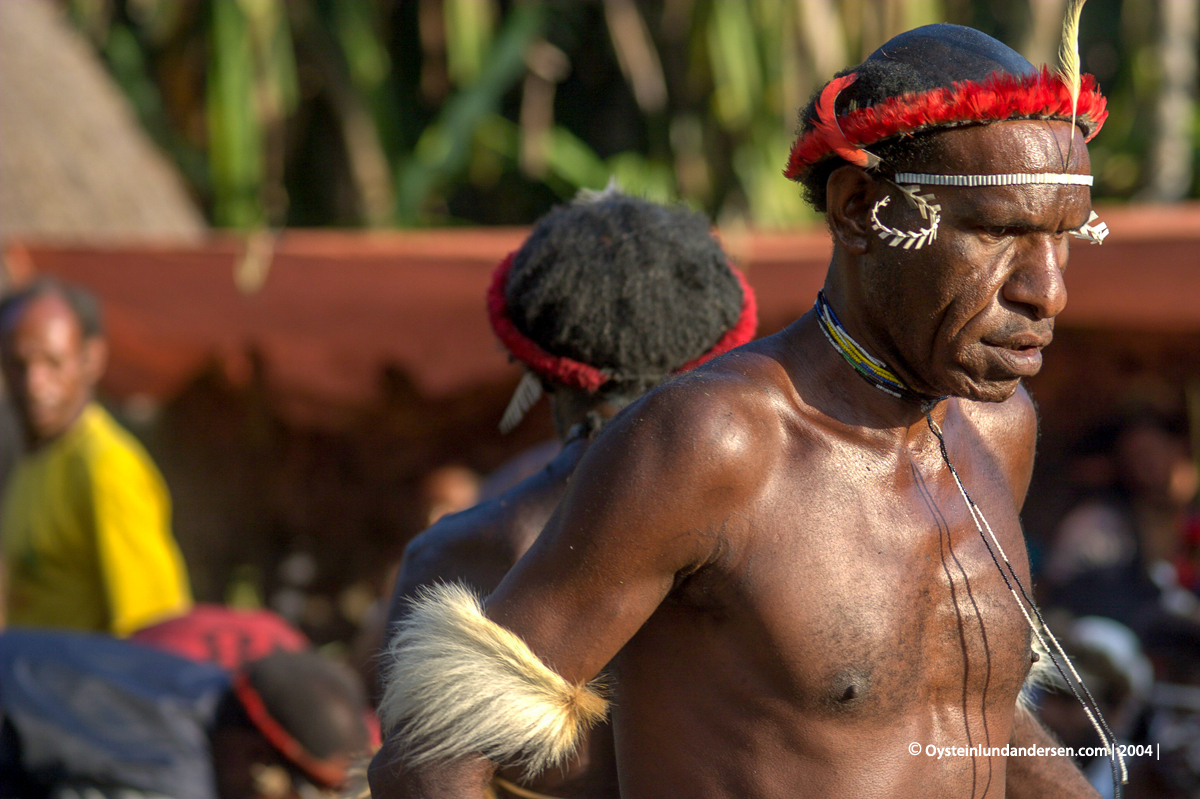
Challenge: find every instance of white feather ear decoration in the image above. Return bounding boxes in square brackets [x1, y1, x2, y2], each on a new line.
[870, 183, 942, 250]
[499, 371, 545, 434]
[1070, 210, 1109, 244]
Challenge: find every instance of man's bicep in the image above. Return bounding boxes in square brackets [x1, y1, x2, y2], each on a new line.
[483, 411, 732, 684]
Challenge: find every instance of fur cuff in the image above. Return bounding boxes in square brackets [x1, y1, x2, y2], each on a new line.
[378, 583, 608, 779]
[1019, 635, 1063, 711]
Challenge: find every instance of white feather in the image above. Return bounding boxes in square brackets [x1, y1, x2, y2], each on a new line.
[1058, 0, 1087, 163]
[499, 372, 544, 434]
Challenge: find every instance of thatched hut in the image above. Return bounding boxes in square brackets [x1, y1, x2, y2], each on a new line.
[0, 0, 205, 246]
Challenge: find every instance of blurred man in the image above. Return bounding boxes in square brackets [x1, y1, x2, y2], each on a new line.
[1036, 616, 1153, 799]
[1046, 413, 1200, 629]
[0, 278, 191, 636]
[382, 190, 756, 799]
[1136, 615, 1200, 798]
[417, 464, 481, 527]
[372, 23, 1115, 799]
[0, 629, 369, 799]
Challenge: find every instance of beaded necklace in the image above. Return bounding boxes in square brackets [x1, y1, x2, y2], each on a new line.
[813, 291, 1126, 794]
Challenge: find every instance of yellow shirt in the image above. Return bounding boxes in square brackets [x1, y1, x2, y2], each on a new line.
[1, 403, 192, 636]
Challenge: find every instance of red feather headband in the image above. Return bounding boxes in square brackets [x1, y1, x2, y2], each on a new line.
[785, 66, 1108, 180]
[488, 252, 758, 392]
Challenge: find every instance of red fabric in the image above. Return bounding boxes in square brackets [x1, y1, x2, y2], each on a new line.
[785, 67, 1108, 179]
[132, 604, 309, 671]
[487, 252, 759, 391]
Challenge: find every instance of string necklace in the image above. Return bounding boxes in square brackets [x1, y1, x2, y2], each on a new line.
[813, 291, 1126, 795]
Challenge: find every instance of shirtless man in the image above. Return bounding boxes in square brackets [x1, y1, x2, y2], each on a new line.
[388, 190, 756, 798]
[372, 24, 1114, 799]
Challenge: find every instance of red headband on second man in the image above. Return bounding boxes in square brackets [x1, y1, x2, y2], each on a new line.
[487, 252, 758, 392]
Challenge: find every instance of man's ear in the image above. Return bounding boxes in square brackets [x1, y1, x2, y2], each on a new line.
[81, 338, 107, 387]
[826, 165, 882, 254]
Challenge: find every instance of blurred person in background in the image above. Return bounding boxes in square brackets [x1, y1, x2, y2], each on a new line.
[417, 464, 481, 527]
[1045, 412, 1200, 630]
[0, 277, 192, 636]
[1036, 616, 1154, 799]
[133, 602, 310, 671]
[1129, 615, 1200, 798]
[380, 189, 756, 799]
[350, 466, 479, 703]
[0, 629, 369, 799]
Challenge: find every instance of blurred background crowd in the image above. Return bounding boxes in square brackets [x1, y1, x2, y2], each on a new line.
[0, 0, 1198, 797]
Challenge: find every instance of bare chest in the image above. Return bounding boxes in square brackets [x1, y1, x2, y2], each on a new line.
[681, 449, 1035, 720]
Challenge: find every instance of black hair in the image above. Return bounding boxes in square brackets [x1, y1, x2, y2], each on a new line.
[505, 191, 744, 398]
[0, 277, 104, 339]
[794, 24, 1039, 212]
[241, 651, 369, 761]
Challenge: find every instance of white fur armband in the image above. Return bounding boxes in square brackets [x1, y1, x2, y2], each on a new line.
[1019, 635, 1063, 712]
[378, 583, 609, 779]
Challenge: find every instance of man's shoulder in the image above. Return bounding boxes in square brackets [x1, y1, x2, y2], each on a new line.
[621, 346, 795, 455]
[72, 406, 161, 477]
[958, 383, 1038, 444]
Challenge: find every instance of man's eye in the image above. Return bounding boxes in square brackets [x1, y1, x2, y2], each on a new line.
[980, 226, 1014, 239]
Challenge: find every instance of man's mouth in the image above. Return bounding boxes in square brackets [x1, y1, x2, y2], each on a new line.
[982, 334, 1051, 377]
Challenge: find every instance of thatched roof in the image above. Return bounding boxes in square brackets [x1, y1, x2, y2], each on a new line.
[0, 0, 205, 244]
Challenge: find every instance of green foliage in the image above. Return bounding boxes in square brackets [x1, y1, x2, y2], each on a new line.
[395, 3, 545, 224]
[70, 0, 1199, 229]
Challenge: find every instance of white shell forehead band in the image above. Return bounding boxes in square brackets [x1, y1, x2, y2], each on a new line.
[871, 172, 1107, 249]
[893, 172, 1094, 187]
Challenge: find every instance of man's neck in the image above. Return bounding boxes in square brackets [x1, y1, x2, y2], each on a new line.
[781, 311, 950, 444]
[24, 399, 93, 452]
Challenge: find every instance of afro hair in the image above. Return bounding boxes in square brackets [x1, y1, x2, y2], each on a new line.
[504, 192, 744, 397]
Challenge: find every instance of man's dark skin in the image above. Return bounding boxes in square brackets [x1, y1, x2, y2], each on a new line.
[0, 293, 105, 450]
[371, 120, 1102, 798]
[391, 388, 622, 798]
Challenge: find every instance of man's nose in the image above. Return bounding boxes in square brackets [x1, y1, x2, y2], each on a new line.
[25, 362, 56, 399]
[1001, 235, 1068, 320]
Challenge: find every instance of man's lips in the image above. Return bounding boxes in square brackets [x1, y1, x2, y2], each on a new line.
[983, 333, 1051, 376]
[985, 332, 1053, 350]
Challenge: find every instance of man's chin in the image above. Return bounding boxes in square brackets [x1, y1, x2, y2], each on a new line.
[943, 372, 1024, 404]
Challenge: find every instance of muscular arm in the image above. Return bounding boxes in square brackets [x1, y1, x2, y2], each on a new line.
[1006, 706, 1100, 799]
[483, 374, 768, 684]
[370, 371, 772, 797]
